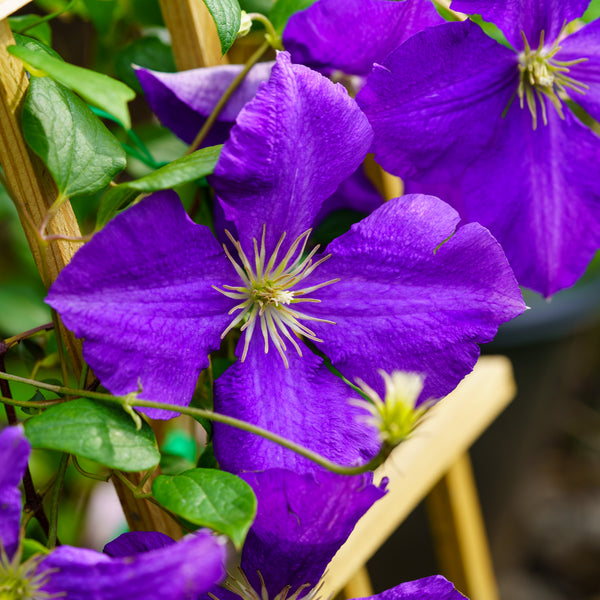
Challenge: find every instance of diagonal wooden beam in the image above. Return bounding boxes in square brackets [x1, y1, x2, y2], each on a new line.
[320, 355, 515, 597]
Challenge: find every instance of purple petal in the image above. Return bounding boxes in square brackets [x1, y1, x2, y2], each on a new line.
[316, 165, 384, 225]
[212, 51, 373, 256]
[301, 194, 526, 401]
[451, 0, 588, 50]
[454, 101, 600, 296]
[103, 531, 174, 557]
[213, 342, 379, 474]
[0, 426, 30, 559]
[136, 62, 273, 146]
[47, 191, 237, 419]
[283, 0, 443, 76]
[357, 20, 518, 183]
[357, 575, 466, 600]
[556, 19, 600, 123]
[238, 469, 386, 597]
[40, 531, 227, 600]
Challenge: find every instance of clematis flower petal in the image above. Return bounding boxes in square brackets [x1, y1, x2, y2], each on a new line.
[136, 62, 274, 146]
[212, 51, 373, 256]
[40, 530, 227, 600]
[238, 469, 386, 597]
[103, 531, 174, 557]
[0, 426, 30, 559]
[556, 18, 600, 123]
[283, 0, 443, 76]
[46, 191, 237, 419]
[357, 20, 517, 184]
[456, 101, 600, 296]
[356, 575, 465, 599]
[451, 0, 589, 51]
[213, 342, 379, 474]
[301, 194, 526, 401]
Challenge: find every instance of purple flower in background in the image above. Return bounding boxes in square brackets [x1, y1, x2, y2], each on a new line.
[206, 468, 465, 600]
[0, 426, 227, 600]
[283, 0, 443, 77]
[358, 1, 600, 296]
[48, 52, 525, 474]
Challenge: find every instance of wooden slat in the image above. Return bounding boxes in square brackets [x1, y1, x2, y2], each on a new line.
[159, 0, 228, 71]
[0, 0, 32, 20]
[318, 355, 515, 597]
[0, 19, 84, 373]
[426, 454, 500, 600]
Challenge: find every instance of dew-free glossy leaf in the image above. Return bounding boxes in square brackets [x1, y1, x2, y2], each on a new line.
[8, 44, 135, 128]
[123, 145, 222, 191]
[152, 468, 256, 548]
[22, 77, 126, 198]
[202, 0, 242, 54]
[97, 146, 222, 226]
[24, 399, 160, 471]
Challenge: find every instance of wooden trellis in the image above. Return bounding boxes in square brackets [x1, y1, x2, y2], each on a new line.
[0, 2, 513, 599]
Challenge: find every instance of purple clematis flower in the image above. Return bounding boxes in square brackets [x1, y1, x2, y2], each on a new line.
[357, 1, 600, 296]
[206, 468, 465, 600]
[48, 52, 525, 474]
[283, 0, 443, 77]
[0, 426, 227, 600]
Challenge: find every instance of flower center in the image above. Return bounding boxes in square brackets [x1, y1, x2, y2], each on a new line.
[211, 568, 320, 600]
[213, 227, 339, 368]
[0, 546, 54, 600]
[517, 27, 588, 129]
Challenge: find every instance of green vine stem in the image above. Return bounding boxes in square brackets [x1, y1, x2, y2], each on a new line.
[0, 371, 390, 476]
[47, 453, 69, 548]
[187, 39, 271, 153]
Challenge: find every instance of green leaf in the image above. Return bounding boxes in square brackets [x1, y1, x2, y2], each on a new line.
[24, 398, 160, 471]
[268, 0, 315, 34]
[153, 468, 256, 548]
[8, 44, 135, 128]
[13, 33, 62, 59]
[582, 0, 600, 22]
[202, 0, 242, 54]
[22, 77, 126, 198]
[122, 145, 222, 192]
[96, 145, 221, 226]
[97, 186, 139, 228]
[9, 16, 52, 45]
[470, 15, 512, 49]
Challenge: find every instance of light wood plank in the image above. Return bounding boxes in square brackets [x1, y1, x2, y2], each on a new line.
[0, 0, 32, 20]
[159, 0, 228, 70]
[426, 454, 499, 600]
[318, 355, 515, 597]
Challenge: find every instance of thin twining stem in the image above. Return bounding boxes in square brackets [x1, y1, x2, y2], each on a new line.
[186, 40, 271, 154]
[0, 371, 389, 476]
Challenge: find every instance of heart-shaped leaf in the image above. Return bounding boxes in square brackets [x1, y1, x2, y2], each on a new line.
[22, 77, 126, 198]
[153, 468, 256, 548]
[202, 0, 241, 55]
[24, 399, 160, 471]
[9, 44, 135, 128]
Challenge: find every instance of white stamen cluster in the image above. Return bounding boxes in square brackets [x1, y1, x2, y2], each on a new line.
[517, 27, 588, 129]
[0, 544, 56, 600]
[352, 370, 432, 447]
[214, 227, 339, 368]
[211, 568, 325, 600]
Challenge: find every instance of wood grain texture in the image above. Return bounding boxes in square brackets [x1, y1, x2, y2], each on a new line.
[159, 0, 228, 70]
[0, 19, 84, 372]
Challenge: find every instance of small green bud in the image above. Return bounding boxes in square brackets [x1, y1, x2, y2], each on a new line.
[353, 371, 432, 447]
